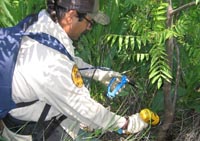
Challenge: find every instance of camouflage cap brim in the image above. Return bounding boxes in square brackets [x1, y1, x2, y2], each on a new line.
[88, 11, 110, 25]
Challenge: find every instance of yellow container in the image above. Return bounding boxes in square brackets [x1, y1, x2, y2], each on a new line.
[139, 108, 160, 125]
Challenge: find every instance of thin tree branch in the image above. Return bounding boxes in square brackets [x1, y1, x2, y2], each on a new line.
[170, 2, 197, 16]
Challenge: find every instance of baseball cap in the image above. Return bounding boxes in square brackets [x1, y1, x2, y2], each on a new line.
[56, 0, 110, 25]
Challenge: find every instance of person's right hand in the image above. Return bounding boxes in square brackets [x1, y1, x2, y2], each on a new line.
[94, 69, 122, 86]
[92, 69, 127, 96]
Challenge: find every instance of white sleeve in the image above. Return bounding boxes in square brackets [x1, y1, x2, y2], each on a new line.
[29, 52, 126, 131]
[74, 56, 121, 85]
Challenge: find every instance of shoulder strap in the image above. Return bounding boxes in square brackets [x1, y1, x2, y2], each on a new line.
[24, 32, 71, 139]
[27, 32, 74, 61]
[0, 14, 38, 119]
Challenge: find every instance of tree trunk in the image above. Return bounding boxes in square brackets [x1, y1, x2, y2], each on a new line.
[157, 3, 175, 141]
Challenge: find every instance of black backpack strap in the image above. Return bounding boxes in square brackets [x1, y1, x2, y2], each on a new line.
[32, 103, 51, 141]
[33, 105, 67, 140]
[2, 104, 51, 136]
[44, 115, 67, 139]
[2, 103, 66, 141]
[16, 100, 38, 108]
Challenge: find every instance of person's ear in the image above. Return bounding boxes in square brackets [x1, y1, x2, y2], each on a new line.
[65, 10, 77, 24]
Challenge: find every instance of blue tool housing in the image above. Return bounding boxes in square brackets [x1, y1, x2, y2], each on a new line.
[107, 75, 128, 98]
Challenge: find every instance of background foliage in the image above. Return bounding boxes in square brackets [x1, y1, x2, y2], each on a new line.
[1, 0, 200, 140]
[0, 0, 45, 27]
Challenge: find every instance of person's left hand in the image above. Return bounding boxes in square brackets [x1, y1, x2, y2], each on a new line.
[126, 113, 148, 134]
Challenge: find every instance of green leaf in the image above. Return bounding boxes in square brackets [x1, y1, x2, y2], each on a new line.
[136, 37, 141, 49]
[130, 37, 135, 50]
[156, 16, 167, 21]
[118, 36, 123, 51]
[161, 70, 172, 80]
[157, 3, 168, 10]
[111, 35, 118, 47]
[124, 36, 129, 49]
[155, 10, 166, 15]
[157, 77, 163, 89]
[149, 69, 160, 79]
[151, 74, 161, 84]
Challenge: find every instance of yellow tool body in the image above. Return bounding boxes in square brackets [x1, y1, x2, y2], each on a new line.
[139, 108, 160, 125]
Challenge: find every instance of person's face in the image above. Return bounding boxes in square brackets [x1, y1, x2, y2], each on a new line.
[59, 10, 94, 40]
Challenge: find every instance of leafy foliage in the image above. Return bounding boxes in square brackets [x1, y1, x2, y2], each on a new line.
[175, 6, 200, 112]
[0, 0, 45, 27]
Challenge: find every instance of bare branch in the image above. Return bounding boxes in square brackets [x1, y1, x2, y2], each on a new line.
[171, 1, 197, 16]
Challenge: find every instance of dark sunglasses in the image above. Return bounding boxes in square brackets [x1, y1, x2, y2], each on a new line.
[77, 12, 95, 28]
[83, 16, 95, 28]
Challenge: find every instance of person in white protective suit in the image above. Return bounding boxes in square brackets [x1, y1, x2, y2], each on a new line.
[1, 0, 149, 140]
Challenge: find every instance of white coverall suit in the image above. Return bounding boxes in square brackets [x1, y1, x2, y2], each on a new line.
[2, 10, 145, 141]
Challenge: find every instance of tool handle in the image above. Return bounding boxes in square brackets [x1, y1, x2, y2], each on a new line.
[107, 75, 128, 98]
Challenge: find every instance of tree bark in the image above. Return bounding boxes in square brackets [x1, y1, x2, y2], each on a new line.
[157, 39, 175, 141]
[157, 3, 174, 141]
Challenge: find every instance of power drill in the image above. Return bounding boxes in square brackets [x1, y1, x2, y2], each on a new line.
[139, 108, 160, 125]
